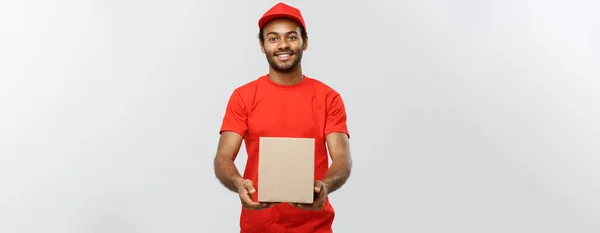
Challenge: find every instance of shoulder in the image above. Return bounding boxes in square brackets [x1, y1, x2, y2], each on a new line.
[229, 75, 265, 99]
[306, 76, 343, 99]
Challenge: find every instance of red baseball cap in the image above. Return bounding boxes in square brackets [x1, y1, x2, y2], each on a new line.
[258, 2, 306, 30]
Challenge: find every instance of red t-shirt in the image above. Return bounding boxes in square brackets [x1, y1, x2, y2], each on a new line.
[219, 74, 350, 233]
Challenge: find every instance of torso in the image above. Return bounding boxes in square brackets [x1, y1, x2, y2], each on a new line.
[235, 75, 337, 233]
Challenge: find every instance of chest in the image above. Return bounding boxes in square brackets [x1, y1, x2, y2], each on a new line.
[247, 91, 327, 140]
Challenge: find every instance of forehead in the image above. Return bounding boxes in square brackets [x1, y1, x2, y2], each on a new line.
[262, 18, 302, 34]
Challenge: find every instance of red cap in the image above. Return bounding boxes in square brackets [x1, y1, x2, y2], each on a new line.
[258, 2, 306, 30]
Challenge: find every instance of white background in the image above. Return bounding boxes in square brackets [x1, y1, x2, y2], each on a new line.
[1, 0, 599, 232]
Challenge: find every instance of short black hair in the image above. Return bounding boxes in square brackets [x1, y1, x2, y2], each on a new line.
[258, 25, 308, 44]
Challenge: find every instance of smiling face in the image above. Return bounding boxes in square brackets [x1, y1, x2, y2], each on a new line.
[259, 18, 308, 73]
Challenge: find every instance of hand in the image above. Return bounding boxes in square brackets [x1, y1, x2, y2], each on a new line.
[235, 178, 278, 210]
[291, 180, 328, 210]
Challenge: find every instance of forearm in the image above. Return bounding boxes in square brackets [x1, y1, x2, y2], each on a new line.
[321, 156, 352, 194]
[214, 156, 243, 192]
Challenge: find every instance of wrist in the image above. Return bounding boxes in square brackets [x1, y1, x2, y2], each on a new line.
[231, 176, 244, 189]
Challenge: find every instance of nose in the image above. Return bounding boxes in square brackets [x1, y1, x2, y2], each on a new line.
[277, 39, 290, 50]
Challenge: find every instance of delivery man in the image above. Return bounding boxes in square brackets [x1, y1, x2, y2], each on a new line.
[213, 2, 353, 232]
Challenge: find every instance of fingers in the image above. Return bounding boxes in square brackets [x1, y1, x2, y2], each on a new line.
[291, 203, 311, 210]
[312, 195, 325, 210]
[238, 179, 277, 210]
[314, 180, 326, 193]
[300, 196, 325, 210]
[239, 190, 259, 208]
[241, 199, 271, 210]
[291, 181, 327, 211]
[243, 180, 256, 194]
[238, 180, 260, 209]
[259, 202, 277, 209]
[315, 183, 326, 201]
[241, 199, 277, 210]
[291, 202, 322, 210]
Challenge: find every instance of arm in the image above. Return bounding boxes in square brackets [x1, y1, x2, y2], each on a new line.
[214, 89, 248, 193]
[292, 132, 352, 210]
[321, 132, 352, 194]
[214, 132, 275, 210]
[291, 93, 351, 210]
[213, 131, 245, 193]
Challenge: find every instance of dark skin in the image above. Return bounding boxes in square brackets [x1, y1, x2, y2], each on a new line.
[214, 131, 277, 210]
[259, 18, 307, 86]
[291, 132, 352, 210]
[213, 18, 352, 211]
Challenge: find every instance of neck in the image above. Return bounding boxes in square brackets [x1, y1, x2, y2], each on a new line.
[268, 65, 304, 86]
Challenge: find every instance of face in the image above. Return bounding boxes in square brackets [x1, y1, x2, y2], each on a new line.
[260, 18, 308, 73]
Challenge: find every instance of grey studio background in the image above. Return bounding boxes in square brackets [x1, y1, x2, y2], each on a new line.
[1, 0, 599, 232]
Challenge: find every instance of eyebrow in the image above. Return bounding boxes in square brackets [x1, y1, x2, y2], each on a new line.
[266, 31, 298, 37]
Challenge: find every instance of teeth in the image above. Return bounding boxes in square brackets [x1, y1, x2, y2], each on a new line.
[278, 54, 290, 58]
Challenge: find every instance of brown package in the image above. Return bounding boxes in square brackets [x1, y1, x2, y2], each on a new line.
[257, 137, 315, 204]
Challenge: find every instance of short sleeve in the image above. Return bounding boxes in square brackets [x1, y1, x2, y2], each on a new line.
[324, 93, 350, 138]
[219, 90, 248, 137]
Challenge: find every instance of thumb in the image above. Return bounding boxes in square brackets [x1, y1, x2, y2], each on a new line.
[244, 181, 256, 194]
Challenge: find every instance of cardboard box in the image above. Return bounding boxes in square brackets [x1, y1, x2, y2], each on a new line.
[257, 137, 315, 204]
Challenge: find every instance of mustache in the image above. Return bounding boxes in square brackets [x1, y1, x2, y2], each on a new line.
[272, 49, 295, 56]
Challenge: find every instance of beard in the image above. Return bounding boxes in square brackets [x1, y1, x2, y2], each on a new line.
[266, 48, 303, 73]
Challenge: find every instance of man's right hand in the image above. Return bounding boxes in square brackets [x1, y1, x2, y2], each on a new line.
[235, 178, 278, 210]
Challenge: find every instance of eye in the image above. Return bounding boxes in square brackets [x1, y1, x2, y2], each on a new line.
[269, 37, 277, 42]
[288, 35, 297, 40]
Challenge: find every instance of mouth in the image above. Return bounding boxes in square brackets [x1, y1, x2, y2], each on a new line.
[275, 52, 293, 61]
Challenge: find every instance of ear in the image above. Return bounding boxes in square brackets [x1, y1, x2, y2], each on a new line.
[302, 37, 308, 51]
[259, 40, 265, 54]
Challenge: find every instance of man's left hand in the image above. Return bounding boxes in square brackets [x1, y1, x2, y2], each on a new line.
[291, 180, 328, 210]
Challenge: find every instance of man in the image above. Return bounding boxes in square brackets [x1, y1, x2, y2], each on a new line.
[213, 2, 353, 233]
